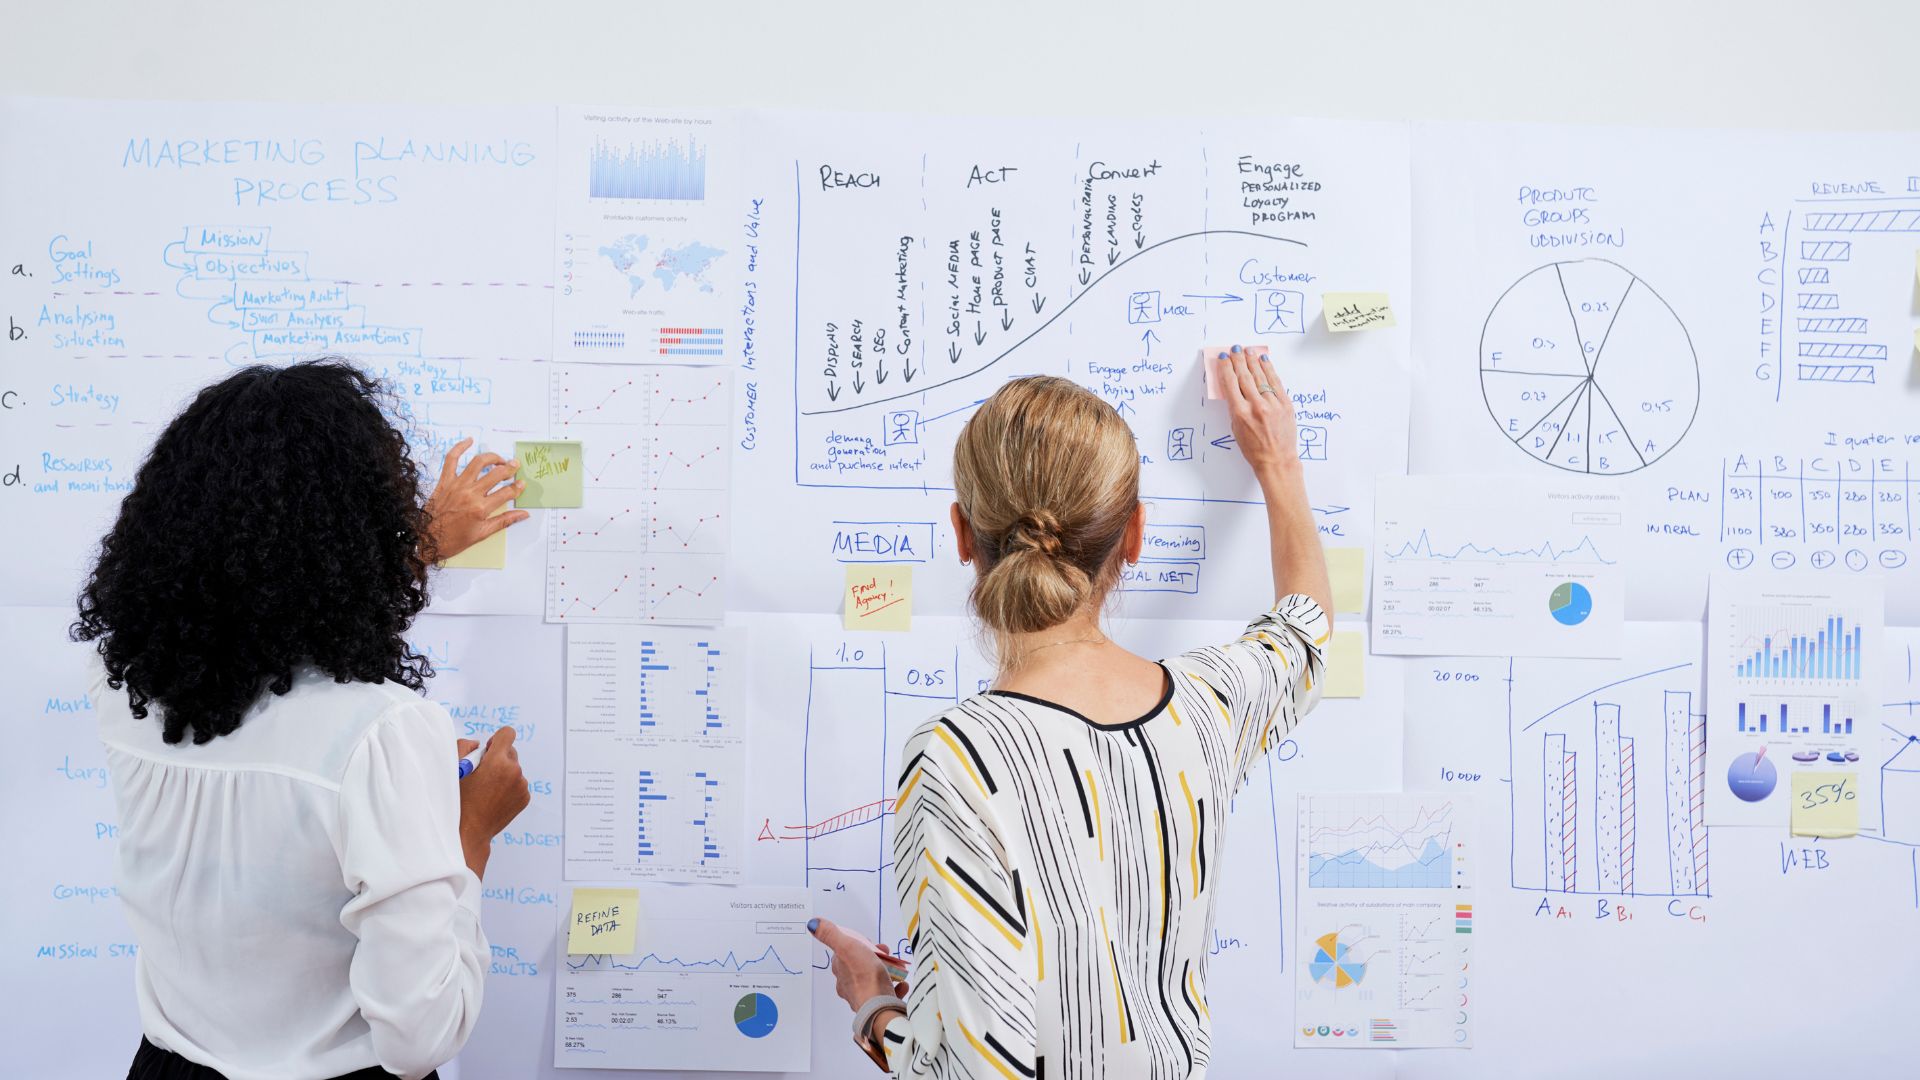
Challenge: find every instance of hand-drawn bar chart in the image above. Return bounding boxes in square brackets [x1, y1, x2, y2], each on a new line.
[1510, 660, 1709, 897]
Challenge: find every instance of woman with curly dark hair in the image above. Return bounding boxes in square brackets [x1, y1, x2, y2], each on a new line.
[74, 359, 533, 1080]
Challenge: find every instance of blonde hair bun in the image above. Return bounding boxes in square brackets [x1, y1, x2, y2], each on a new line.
[952, 377, 1141, 644]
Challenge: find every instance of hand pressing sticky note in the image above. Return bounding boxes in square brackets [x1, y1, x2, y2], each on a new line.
[1326, 546, 1365, 614]
[844, 564, 913, 631]
[1322, 292, 1395, 333]
[514, 440, 584, 508]
[1201, 345, 1270, 400]
[1791, 771, 1859, 838]
[439, 507, 510, 570]
[1321, 631, 1365, 698]
[567, 887, 638, 955]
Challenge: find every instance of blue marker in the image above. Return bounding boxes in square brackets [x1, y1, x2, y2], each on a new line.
[457, 745, 485, 780]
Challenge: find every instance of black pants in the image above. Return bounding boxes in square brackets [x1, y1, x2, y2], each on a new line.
[129, 1038, 436, 1080]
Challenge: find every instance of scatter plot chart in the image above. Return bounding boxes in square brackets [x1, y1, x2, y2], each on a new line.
[546, 364, 729, 624]
[565, 625, 745, 883]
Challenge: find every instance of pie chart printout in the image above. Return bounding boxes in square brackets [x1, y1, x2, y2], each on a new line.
[1480, 259, 1699, 475]
[734, 992, 779, 1039]
[1548, 582, 1593, 626]
[1310, 932, 1370, 988]
[1727, 751, 1779, 803]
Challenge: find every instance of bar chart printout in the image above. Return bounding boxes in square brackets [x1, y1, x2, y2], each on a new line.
[1295, 794, 1474, 1049]
[1706, 574, 1884, 829]
[564, 625, 747, 881]
[555, 884, 811, 1071]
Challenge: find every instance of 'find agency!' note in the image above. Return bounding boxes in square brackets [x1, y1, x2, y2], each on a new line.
[844, 565, 913, 631]
[515, 440, 584, 508]
[567, 887, 639, 955]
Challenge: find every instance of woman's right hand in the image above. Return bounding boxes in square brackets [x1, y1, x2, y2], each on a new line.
[457, 727, 531, 879]
[1219, 345, 1300, 483]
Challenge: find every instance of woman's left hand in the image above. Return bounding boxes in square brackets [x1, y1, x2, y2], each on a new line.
[809, 918, 902, 1011]
[423, 437, 529, 562]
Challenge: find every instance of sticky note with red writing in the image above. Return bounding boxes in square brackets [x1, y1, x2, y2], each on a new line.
[844, 565, 913, 631]
[1201, 345, 1269, 400]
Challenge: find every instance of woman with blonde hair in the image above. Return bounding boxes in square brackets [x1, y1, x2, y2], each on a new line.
[812, 345, 1331, 1078]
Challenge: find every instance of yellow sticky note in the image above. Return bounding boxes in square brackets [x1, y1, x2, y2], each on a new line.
[844, 564, 913, 631]
[1322, 292, 1395, 333]
[515, 440, 584, 508]
[567, 887, 639, 955]
[1790, 771, 1859, 838]
[438, 507, 509, 570]
[1322, 631, 1365, 698]
[1326, 546, 1365, 614]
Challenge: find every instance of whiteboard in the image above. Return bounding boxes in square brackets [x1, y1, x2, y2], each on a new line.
[2, 23, 1918, 1080]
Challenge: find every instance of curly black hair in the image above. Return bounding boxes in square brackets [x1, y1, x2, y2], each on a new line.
[72, 359, 435, 744]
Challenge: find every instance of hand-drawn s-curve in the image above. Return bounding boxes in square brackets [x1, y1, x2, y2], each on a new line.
[799, 228, 1308, 416]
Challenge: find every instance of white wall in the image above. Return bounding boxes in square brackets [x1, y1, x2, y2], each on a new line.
[4, 0, 1917, 131]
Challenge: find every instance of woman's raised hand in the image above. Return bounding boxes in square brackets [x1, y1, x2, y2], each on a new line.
[1218, 345, 1300, 482]
[423, 437, 529, 561]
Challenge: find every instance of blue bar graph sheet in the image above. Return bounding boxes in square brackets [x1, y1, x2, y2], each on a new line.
[1707, 574, 1884, 829]
[564, 624, 746, 881]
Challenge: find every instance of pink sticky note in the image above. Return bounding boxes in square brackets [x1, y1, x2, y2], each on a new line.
[1201, 345, 1269, 399]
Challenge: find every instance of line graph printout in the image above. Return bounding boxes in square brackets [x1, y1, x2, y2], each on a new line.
[545, 363, 729, 624]
[553, 108, 736, 364]
[1707, 573, 1884, 829]
[1296, 794, 1474, 1049]
[1372, 474, 1625, 658]
[555, 884, 810, 1071]
[564, 625, 745, 882]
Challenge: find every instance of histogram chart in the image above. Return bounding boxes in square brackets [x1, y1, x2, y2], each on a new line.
[1373, 474, 1625, 658]
[1296, 794, 1474, 1049]
[546, 364, 729, 625]
[1734, 613, 1864, 681]
[588, 135, 708, 201]
[555, 884, 810, 1071]
[564, 625, 745, 882]
[1707, 575, 1884, 828]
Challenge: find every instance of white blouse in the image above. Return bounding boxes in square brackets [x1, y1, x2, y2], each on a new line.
[93, 661, 487, 1080]
[881, 596, 1328, 1079]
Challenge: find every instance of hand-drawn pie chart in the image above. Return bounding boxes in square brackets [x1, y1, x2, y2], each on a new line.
[1480, 259, 1698, 475]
